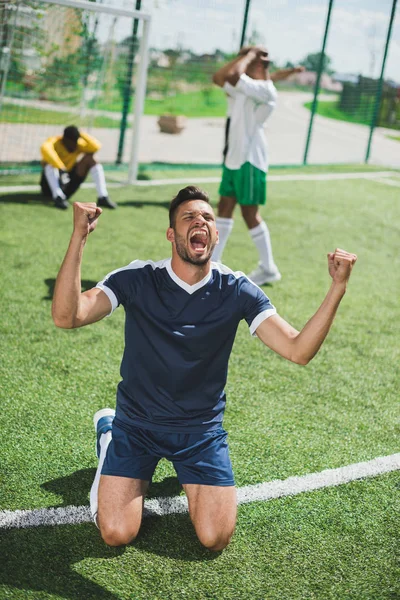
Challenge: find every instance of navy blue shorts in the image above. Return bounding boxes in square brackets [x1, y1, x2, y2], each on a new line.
[101, 419, 235, 487]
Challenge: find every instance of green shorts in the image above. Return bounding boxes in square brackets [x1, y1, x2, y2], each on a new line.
[219, 162, 267, 206]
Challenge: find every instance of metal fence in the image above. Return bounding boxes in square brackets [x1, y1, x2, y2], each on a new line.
[0, 0, 398, 175]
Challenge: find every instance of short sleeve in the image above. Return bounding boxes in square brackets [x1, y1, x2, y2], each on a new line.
[235, 74, 278, 105]
[96, 261, 141, 315]
[238, 276, 277, 336]
[223, 81, 237, 97]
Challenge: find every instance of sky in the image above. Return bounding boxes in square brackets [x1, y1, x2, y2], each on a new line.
[101, 0, 399, 81]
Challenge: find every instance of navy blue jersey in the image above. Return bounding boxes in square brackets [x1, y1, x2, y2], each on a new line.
[96, 259, 276, 432]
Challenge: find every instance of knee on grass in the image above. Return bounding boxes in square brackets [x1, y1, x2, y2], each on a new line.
[76, 154, 97, 177]
[99, 521, 140, 547]
[197, 528, 234, 552]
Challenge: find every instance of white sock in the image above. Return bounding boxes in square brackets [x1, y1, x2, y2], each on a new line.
[90, 164, 108, 198]
[212, 217, 234, 262]
[90, 430, 112, 524]
[249, 221, 278, 273]
[44, 164, 65, 200]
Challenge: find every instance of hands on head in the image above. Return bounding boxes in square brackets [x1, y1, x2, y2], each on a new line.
[73, 201, 102, 237]
[239, 47, 305, 75]
[239, 45, 270, 66]
[328, 248, 357, 285]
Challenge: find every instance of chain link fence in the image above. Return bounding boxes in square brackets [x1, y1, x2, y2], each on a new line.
[0, 0, 398, 174]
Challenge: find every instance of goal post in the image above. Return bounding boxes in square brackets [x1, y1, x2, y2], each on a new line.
[0, 0, 151, 182]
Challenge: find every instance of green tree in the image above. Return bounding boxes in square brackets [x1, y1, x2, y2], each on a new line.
[301, 51, 334, 75]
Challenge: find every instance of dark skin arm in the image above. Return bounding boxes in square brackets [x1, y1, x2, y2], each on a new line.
[212, 48, 258, 87]
[270, 66, 305, 82]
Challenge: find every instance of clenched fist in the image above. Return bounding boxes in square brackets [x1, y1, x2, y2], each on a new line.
[73, 202, 102, 237]
[328, 248, 357, 285]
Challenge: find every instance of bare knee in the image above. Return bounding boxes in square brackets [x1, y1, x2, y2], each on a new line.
[197, 527, 235, 552]
[81, 154, 96, 168]
[76, 154, 96, 177]
[98, 519, 140, 547]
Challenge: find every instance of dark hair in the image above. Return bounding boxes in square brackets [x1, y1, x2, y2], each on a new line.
[169, 186, 210, 227]
[63, 125, 80, 142]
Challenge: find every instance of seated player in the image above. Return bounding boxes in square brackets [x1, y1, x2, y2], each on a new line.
[40, 125, 117, 210]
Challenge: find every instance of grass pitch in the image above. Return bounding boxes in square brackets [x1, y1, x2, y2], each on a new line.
[0, 167, 399, 599]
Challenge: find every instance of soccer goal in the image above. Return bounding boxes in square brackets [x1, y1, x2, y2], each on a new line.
[0, 0, 151, 182]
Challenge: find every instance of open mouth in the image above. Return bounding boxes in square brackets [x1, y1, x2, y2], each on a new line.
[189, 228, 208, 253]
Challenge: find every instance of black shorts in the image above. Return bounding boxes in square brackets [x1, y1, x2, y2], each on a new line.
[40, 165, 84, 199]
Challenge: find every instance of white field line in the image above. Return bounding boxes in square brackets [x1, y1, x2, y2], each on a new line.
[1, 453, 399, 530]
[0, 171, 399, 194]
[0, 182, 123, 193]
[370, 177, 400, 187]
[130, 171, 398, 187]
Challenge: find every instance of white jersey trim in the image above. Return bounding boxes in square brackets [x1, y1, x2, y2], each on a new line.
[212, 261, 246, 278]
[96, 258, 169, 315]
[96, 284, 118, 315]
[250, 308, 277, 336]
[166, 259, 213, 294]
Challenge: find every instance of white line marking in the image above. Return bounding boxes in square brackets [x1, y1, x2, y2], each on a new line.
[130, 171, 398, 186]
[0, 182, 123, 193]
[1, 453, 399, 529]
[370, 177, 400, 187]
[1, 171, 399, 194]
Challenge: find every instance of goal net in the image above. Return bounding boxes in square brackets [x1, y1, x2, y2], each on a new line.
[0, 0, 150, 180]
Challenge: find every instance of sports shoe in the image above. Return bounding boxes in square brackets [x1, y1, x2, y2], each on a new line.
[247, 264, 282, 285]
[54, 195, 69, 210]
[93, 408, 115, 458]
[98, 196, 117, 209]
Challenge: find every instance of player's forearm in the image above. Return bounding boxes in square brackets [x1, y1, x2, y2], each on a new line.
[80, 131, 101, 153]
[270, 68, 296, 82]
[212, 53, 255, 87]
[52, 233, 88, 329]
[41, 146, 66, 170]
[291, 281, 346, 364]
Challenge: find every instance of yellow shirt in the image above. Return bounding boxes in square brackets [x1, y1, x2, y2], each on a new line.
[40, 131, 101, 171]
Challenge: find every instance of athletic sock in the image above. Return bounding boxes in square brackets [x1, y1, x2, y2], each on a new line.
[90, 164, 108, 198]
[249, 221, 278, 273]
[90, 429, 112, 525]
[212, 217, 234, 262]
[44, 164, 66, 200]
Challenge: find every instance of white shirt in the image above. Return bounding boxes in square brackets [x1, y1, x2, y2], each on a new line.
[223, 74, 277, 172]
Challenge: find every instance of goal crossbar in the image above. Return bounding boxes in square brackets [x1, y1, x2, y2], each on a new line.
[38, 0, 150, 22]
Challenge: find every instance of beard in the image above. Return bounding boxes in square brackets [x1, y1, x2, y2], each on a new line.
[174, 231, 216, 266]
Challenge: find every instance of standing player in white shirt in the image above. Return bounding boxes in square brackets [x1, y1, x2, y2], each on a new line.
[212, 46, 304, 285]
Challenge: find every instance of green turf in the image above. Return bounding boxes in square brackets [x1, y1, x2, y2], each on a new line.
[387, 134, 400, 142]
[0, 171, 399, 598]
[1, 473, 398, 599]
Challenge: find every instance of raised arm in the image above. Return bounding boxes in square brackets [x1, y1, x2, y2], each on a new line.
[52, 202, 111, 329]
[212, 48, 257, 87]
[79, 130, 102, 154]
[256, 249, 357, 364]
[270, 65, 305, 82]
